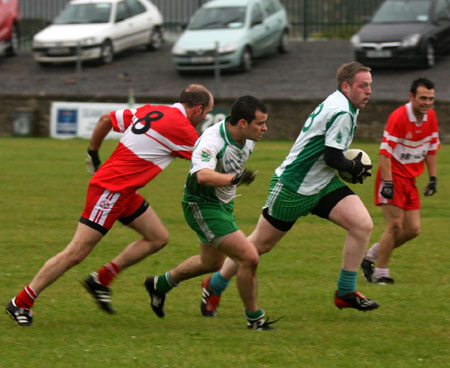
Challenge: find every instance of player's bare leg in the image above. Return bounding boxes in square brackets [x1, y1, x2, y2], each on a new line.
[329, 195, 379, 311]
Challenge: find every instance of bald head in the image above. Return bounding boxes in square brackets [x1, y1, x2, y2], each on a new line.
[179, 84, 213, 109]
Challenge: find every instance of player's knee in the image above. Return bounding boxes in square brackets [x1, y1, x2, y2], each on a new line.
[406, 226, 420, 240]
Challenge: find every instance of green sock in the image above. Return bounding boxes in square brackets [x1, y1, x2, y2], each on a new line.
[337, 269, 357, 296]
[210, 272, 230, 295]
[244, 308, 265, 321]
[156, 271, 178, 293]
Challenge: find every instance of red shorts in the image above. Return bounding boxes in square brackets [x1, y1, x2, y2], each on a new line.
[374, 170, 420, 210]
[80, 185, 148, 234]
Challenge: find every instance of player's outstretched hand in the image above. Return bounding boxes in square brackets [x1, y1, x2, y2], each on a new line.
[381, 180, 394, 200]
[350, 152, 372, 184]
[231, 168, 258, 186]
[424, 176, 437, 196]
[86, 149, 101, 175]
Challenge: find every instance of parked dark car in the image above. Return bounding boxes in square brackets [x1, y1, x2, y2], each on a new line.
[351, 0, 450, 68]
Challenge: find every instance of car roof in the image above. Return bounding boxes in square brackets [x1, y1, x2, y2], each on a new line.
[203, 0, 253, 8]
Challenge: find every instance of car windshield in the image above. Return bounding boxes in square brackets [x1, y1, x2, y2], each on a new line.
[54, 3, 112, 24]
[372, 0, 431, 23]
[188, 7, 246, 30]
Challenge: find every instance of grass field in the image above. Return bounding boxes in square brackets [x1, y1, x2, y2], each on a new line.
[0, 138, 449, 368]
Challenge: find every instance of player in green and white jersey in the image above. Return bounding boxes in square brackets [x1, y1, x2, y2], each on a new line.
[203, 61, 380, 314]
[145, 96, 277, 330]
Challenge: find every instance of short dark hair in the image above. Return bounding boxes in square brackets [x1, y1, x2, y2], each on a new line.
[336, 61, 371, 89]
[179, 84, 212, 108]
[229, 95, 267, 126]
[410, 77, 434, 95]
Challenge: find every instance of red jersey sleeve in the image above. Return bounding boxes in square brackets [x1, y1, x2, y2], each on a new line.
[426, 109, 440, 155]
[109, 108, 136, 132]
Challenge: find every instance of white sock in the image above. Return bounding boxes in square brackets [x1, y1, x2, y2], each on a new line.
[365, 242, 379, 262]
[375, 267, 390, 280]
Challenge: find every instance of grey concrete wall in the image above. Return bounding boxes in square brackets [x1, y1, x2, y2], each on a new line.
[1, 93, 449, 143]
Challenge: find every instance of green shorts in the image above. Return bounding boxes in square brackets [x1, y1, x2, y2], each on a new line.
[264, 174, 347, 222]
[182, 200, 238, 244]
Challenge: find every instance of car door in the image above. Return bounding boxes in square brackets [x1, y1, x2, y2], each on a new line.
[248, 1, 267, 57]
[113, 0, 135, 52]
[259, 0, 284, 51]
[124, 0, 151, 47]
[432, 0, 450, 53]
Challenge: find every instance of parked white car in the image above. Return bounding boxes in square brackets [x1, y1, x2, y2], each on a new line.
[32, 0, 163, 66]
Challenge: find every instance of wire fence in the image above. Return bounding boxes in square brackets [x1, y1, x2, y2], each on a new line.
[18, 0, 384, 48]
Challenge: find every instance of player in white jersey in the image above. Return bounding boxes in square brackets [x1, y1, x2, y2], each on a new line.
[144, 96, 276, 330]
[6, 84, 213, 326]
[201, 62, 379, 315]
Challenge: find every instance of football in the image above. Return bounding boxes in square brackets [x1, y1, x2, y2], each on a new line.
[338, 149, 372, 183]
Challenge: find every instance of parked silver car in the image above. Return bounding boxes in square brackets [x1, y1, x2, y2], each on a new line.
[171, 0, 289, 73]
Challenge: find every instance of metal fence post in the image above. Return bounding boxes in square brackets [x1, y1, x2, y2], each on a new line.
[214, 41, 221, 97]
[303, 0, 308, 41]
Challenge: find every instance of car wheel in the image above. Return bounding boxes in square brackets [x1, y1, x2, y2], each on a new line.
[240, 47, 252, 72]
[147, 27, 163, 51]
[6, 23, 20, 57]
[99, 40, 114, 64]
[424, 41, 435, 68]
[278, 30, 289, 54]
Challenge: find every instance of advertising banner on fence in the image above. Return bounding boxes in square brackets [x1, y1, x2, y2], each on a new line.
[50, 102, 228, 139]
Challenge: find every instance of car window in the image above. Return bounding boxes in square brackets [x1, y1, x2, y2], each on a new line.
[261, 0, 281, 16]
[434, 0, 450, 19]
[54, 3, 112, 24]
[250, 3, 264, 26]
[116, 1, 131, 22]
[188, 7, 246, 30]
[371, 0, 432, 23]
[126, 0, 146, 17]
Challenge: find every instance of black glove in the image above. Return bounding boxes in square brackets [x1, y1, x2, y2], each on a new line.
[424, 176, 437, 196]
[349, 152, 372, 184]
[380, 180, 394, 200]
[86, 149, 101, 175]
[231, 168, 257, 186]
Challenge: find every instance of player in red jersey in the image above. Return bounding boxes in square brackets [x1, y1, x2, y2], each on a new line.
[6, 84, 214, 326]
[361, 78, 440, 284]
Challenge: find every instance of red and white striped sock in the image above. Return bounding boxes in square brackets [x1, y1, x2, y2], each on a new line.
[15, 285, 37, 309]
[97, 262, 121, 287]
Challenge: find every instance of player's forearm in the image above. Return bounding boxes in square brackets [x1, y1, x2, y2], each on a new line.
[425, 154, 437, 177]
[89, 113, 113, 150]
[379, 154, 392, 180]
[195, 168, 235, 187]
[323, 146, 353, 171]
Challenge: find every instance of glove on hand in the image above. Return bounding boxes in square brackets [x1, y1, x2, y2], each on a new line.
[380, 180, 394, 200]
[86, 149, 101, 175]
[350, 152, 372, 184]
[231, 168, 257, 186]
[424, 176, 437, 196]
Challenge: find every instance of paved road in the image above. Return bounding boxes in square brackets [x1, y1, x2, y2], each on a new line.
[1, 39, 449, 101]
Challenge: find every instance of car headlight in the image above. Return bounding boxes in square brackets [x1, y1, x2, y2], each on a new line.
[402, 34, 421, 47]
[218, 43, 238, 54]
[350, 34, 360, 47]
[32, 39, 45, 47]
[80, 37, 97, 46]
[172, 44, 187, 55]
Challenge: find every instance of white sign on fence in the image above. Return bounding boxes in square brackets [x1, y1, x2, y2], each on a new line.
[50, 101, 227, 139]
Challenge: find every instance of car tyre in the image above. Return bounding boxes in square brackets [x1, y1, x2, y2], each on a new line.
[147, 27, 163, 51]
[6, 23, 20, 56]
[240, 47, 252, 72]
[99, 40, 114, 64]
[278, 30, 289, 54]
[423, 41, 435, 68]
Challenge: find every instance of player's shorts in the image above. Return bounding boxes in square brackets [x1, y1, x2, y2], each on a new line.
[263, 174, 354, 231]
[80, 185, 149, 235]
[182, 200, 238, 246]
[375, 170, 420, 210]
